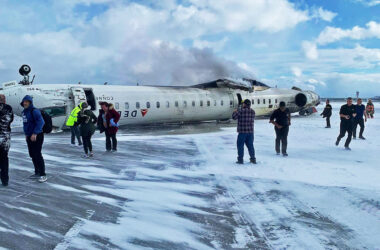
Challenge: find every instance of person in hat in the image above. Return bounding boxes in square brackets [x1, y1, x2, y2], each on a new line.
[77, 103, 97, 158]
[270, 101, 291, 156]
[232, 99, 256, 164]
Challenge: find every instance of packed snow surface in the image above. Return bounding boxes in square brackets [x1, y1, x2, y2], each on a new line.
[0, 101, 379, 249]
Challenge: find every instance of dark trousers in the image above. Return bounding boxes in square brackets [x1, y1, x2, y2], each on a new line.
[326, 116, 331, 127]
[105, 131, 117, 151]
[26, 133, 46, 176]
[71, 126, 82, 145]
[82, 135, 93, 154]
[0, 148, 9, 185]
[353, 119, 364, 138]
[237, 133, 255, 162]
[275, 126, 289, 154]
[337, 122, 353, 147]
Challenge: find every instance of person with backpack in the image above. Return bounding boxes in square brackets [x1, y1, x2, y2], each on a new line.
[66, 103, 86, 146]
[21, 95, 47, 183]
[0, 94, 14, 186]
[77, 103, 97, 158]
[320, 99, 332, 128]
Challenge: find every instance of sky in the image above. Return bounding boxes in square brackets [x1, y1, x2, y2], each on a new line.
[0, 0, 379, 97]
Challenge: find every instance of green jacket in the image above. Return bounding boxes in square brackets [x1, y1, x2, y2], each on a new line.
[77, 110, 97, 136]
[66, 103, 85, 127]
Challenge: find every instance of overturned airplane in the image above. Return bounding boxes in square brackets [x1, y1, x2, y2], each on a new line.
[1, 65, 320, 129]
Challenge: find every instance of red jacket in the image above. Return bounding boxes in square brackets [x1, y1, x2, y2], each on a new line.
[106, 107, 121, 134]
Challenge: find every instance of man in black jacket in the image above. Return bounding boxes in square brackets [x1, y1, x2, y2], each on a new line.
[320, 99, 332, 128]
[270, 101, 291, 156]
[0, 94, 14, 186]
[336, 97, 356, 150]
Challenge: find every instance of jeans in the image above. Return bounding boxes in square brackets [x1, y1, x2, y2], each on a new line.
[337, 122, 353, 147]
[353, 118, 364, 138]
[0, 148, 9, 185]
[71, 126, 82, 145]
[237, 133, 255, 162]
[26, 133, 46, 176]
[82, 135, 93, 154]
[275, 126, 289, 154]
[105, 130, 117, 151]
[326, 116, 331, 127]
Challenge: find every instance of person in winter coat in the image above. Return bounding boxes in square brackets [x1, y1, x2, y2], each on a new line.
[232, 99, 256, 164]
[366, 99, 375, 118]
[66, 102, 87, 146]
[21, 95, 47, 183]
[320, 99, 332, 128]
[97, 102, 108, 134]
[353, 98, 367, 140]
[77, 104, 97, 158]
[270, 101, 291, 157]
[105, 103, 121, 152]
[0, 94, 14, 186]
[336, 97, 356, 150]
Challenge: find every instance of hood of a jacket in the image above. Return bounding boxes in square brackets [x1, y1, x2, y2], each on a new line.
[20, 95, 34, 108]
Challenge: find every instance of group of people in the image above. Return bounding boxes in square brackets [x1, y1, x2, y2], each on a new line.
[232, 99, 291, 164]
[66, 101, 121, 157]
[0, 94, 121, 187]
[232, 97, 375, 163]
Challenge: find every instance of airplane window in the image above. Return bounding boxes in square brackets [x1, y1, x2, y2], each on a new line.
[214, 100, 217, 106]
[192, 101, 195, 107]
[200, 100, 203, 107]
[166, 101, 170, 108]
[183, 101, 187, 108]
[263, 99, 266, 104]
[275, 99, 278, 103]
[269, 99, 272, 104]
[146, 102, 151, 108]
[258, 99, 260, 104]
[252, 99, 254, 105]
[115, 102, 119, 110]
[221, 100, 224, 106]
[175, 101, 179, 107]
[230, 100, 233, 107]
[156, 102, 160, 108]
[136, 102, 140, 109]
[125, 102, 129, 110]
[207, 100, 210, 106]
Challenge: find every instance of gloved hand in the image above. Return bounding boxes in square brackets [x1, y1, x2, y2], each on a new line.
[110, 118, 119, 127]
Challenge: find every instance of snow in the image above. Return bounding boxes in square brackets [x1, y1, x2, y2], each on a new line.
[0, 101, 379, 249]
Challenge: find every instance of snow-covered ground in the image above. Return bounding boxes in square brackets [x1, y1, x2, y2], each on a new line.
[0, 101, 379, 249]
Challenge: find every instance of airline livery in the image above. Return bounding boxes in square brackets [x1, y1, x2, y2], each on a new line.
[0, 65, 320, 130]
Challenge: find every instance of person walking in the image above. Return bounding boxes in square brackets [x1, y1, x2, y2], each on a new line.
[105, 103, 120, 152]
[320, 99, 332, 128]
[366, 99, 375, 119]
[0, 94, 14, 186]
[353, 98, 367, 140]
[77, 103, 97, 158]
[336, 97, 356, 150]
[270, 101, 291, 156]
[232, 99, 256, 164]
[21, 95, 47, 183]
[66, 103, 86, 146]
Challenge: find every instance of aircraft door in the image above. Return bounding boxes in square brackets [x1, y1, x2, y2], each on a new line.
[237, 93, 242, 106]
[70, 87, 87, 107]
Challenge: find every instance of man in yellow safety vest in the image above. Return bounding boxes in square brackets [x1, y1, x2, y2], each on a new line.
[66, 102, 88, 146]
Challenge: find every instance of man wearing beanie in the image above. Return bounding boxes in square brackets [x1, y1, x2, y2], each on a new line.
[232, 99, 256, 164]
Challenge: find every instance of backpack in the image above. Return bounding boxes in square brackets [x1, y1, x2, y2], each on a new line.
[31, 108, 53, 134]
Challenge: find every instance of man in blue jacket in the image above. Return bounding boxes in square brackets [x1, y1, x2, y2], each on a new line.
[21, 95, 47, 183]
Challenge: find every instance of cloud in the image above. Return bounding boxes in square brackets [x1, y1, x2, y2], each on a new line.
[291, 66, 302, 77]
[354, 0, 380, 6]
[302, 41, 319, 60]
[311, 7, 337, 22]
[193, 37, 229, 51]
[316, 21, 380, 45]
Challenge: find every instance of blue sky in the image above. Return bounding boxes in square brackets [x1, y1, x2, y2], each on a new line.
[0, 0, 379, 97]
